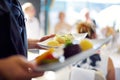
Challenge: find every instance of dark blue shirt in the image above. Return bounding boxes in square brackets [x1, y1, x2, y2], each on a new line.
[0, 0, 27, 58]
[7, 0, 24, 34]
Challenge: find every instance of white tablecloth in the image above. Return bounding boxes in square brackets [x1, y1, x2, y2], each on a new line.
[70, 68, 95, 80]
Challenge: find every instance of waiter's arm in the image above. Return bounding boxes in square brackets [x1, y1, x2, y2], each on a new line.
[28, 34, 55, 49]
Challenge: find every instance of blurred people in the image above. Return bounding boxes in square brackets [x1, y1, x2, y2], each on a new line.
[76, 22, 97, 39]
[74, 22, 115, 80]
[55, 12, 72, 34]
[101, 26, 115, 37]
[22, 2, 43, 39]
[73, 8, 103, 38]
[80, 8, 96, 27]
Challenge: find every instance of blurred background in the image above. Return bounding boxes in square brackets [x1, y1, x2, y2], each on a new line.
[20, 0, 120, 35]
[19, 0, 120, 80]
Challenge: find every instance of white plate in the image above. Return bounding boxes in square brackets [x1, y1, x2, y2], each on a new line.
[72, 33, 88, 40]
[37, 33, 87, 49]
[35, 36, 112, 71]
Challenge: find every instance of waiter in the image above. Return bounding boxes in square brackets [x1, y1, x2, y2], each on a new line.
[0, 0, 54, 79]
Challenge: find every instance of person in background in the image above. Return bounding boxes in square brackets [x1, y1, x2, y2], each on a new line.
[0, 0, 55, 79]
[55, 12, 72, 34]
[22, 2, 44, 39]
[76, 11, 104, 39]
[101, 26, 115, 38]
[80, 8, 96, 27]
[76, 22, 97, 39]
[75, 22, 115, 80]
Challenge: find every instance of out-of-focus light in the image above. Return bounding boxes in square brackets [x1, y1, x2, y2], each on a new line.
[44, 71, 56, 80]
[57, 0, 120, 3]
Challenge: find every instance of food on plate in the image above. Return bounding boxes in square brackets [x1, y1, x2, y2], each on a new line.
[64, 34, 74, 43]
[35, 48, 58, 65]
[47, 34, 74, 47]
[54, 35, 66, 44]
[64, 39, 93, 59]
[47, 40, 61, 47]
[79, 39, 93, 51]
[64, 43, 82, 59]
[54, 34, 74, 44]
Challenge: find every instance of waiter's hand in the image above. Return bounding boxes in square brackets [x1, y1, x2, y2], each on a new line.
[0, 55, 44, 80]
[28, 34, 55, 49]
